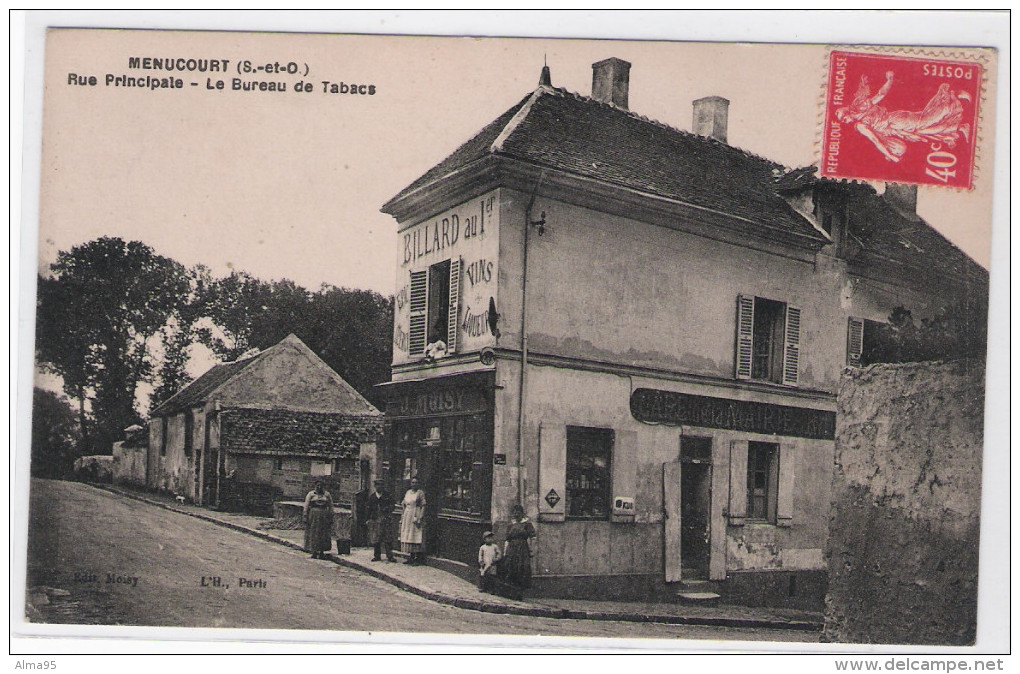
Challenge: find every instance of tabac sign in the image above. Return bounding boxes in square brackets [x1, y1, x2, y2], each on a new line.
[630, 389, 835, 440]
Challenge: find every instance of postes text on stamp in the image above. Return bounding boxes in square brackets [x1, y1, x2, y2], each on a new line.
[822, 50, 981, 189]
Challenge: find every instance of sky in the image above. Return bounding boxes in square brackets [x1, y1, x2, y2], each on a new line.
[34, 24, 996, 300]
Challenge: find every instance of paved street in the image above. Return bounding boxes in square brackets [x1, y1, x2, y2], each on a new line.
[24, 479, 814, 643]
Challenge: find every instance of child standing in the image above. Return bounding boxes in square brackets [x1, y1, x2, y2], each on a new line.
[477, 531, 502, 593]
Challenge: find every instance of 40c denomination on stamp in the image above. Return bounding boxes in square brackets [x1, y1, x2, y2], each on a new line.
[822, 50, 982, 189]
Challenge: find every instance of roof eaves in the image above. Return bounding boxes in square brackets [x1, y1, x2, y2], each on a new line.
[148, 350, 265, 418]
[494, 154, 829, 248]
[381, 155, 496, 217]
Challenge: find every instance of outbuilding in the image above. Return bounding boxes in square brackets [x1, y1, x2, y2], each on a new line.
[147, 333, 383, 514]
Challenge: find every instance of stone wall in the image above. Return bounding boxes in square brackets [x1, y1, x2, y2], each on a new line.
[823, 359, 984, 645]
[112, 441, 147, 486]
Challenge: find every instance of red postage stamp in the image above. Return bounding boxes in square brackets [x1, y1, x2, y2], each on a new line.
[821, 50, 982, 189]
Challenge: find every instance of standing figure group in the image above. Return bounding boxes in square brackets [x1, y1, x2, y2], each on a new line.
[478, 504, 536, 600]
[304, 479, 538, 602]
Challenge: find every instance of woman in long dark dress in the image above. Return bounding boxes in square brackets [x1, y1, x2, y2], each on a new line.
[501, 504, 536, 600]
[303, 481, 334, 559]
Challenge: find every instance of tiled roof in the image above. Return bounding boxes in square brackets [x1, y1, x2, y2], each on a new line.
[149, 333, 382, 419]
[844, 184, 988, 285]
[778, 169, 987, 285]
[220, 408, 382, 459]
[386, 86, 826, 243]
[149, 352, 263, 417]
[394, 93, 532, 200]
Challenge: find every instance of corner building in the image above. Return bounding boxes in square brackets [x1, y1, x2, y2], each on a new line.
[377, 59, 987, 607]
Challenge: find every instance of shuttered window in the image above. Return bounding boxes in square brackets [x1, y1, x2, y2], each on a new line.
[736, 295, 801, 386]
[408, 270, 428, 356]
[747, 442, 779, 523]
[846, 317, 864, 367]
[447, 257, 461, 353]
[783, 306, 801, 386]
[735, 296, 754, 380]
[409, 258, 462, 359]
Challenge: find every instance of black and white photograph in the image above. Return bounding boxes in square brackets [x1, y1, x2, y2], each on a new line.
[11, 10, 1009, 663]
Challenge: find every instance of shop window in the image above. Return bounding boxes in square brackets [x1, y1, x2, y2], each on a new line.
[310, 461, 332, 477]
[566, 426, 614, 521]
[747, 442, 779, 523]
[735, 295, 801, 385]
[847, 317, 896, 367]
[390, 413, 493, 517]
[440, 415, 488, 514]
[408, 258, 462, 358]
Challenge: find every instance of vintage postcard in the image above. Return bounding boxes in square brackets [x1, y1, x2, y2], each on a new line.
[12, 11, 1009, 658]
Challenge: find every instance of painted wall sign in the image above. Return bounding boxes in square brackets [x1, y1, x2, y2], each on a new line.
[630, 389, 835, 440]
[385, 386, 489, 419]
[392, 190, 500, 364]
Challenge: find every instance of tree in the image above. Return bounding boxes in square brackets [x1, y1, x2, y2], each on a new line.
[30, 388, 83, 478]
[306, 286, 393, 406]
[35, 237, 191, 453]
[194, 273, 393, 405]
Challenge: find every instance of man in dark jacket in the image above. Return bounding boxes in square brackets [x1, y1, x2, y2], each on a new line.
[366, 478, 395, 562]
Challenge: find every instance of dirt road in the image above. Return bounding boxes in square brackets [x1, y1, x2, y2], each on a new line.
[24, 479, 814, 643]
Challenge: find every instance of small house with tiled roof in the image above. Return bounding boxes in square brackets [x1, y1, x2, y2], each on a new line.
[147, 333, 382, 514]
[376, 59, 988, 607]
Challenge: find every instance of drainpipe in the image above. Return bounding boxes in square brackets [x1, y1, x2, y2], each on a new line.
[518, 173, 546, 509]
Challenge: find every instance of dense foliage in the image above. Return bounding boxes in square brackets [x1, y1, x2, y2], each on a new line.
[34, 238, 394, 463]
[30, 388, 83, 478]
[35, 237, 190, 453]
[861, 299, 988, 365]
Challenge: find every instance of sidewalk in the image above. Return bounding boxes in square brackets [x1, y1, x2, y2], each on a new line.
[99, 484, 822, 632]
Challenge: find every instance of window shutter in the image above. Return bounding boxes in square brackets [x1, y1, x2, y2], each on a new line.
[777, 443, 796, 527]
[408, 269, 428, 356]
[446, 257, 461, 353]
[782, 305, 801, 386]
[847, 317, 864, 367]
[735, 295, 754, 380]
[727, 440, 748, 525]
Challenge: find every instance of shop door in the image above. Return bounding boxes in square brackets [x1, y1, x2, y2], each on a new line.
[416, 443, 442, 556]
[680, 437, 713, 580]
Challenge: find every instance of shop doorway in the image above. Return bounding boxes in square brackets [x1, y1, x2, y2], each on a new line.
[415, 443, 443, 556]
[680, 436, 712, 579]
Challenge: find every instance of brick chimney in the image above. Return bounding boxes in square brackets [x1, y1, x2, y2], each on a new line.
[693, 96, 730, 143]
[592, 58, 631, 109]
[884, 183, 919, 219]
